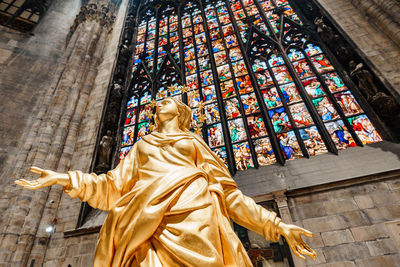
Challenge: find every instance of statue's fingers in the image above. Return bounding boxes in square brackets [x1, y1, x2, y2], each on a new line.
[300, 229, 313, 238]
[299, 243, 318, 260]
[15, 179, 35, 186]
[297, 245, 315, 260]
[304, 243, 318, 260]
[311, 250, 318, 260]
[19, 179, 42, 186]
[14, 180, 25, 186]
[293, 246, 306, 260]
[22, 184, 43, 190]
[288, 243, 305, 260]
[15, 180, 42, 190]
[302, 242, 313, 252]
[29, 166, 44, 175]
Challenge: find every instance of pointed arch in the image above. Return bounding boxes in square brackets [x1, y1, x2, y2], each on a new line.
[119, 0, 384, 170]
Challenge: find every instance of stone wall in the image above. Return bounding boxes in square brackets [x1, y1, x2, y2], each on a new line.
[42, 233, 99, 267]
[37, 0, 129, 266]
[316, 0, 400, 100]
[0, 0, 81, 212]
[288, 176, 400, 266]
[0, 0, 399, 266]
[0, 0, 128, 265]
[235, 141, 400, 198]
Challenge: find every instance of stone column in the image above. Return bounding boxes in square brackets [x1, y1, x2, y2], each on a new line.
[349, 0, 400, 47]
[273, 191, 307, 267]
[0, 1, 116, 266]
[370, 0, 400, 26]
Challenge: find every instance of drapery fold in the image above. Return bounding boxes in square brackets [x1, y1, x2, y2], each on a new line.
[64, 132, 280, 266]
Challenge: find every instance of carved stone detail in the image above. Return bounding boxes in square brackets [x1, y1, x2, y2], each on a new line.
[350, 61, 400, 118]
[66, 2, 116, 45]
[95, 130, 114, 173]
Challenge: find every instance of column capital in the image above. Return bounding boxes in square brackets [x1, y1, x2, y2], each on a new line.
[67, 0, 118, 44]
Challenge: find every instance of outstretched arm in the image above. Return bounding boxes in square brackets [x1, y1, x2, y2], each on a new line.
[15, 144, 138, 211]
[15, 167, 70, 189]
[224, 187, 317, 260]
[191, 134, 317, 260]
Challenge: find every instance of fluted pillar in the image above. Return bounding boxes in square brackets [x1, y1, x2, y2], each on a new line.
[349, 0, 400, 47]
[0, 1, 117, 266]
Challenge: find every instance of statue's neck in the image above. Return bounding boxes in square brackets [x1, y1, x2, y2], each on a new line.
[158, 117, 182, 134]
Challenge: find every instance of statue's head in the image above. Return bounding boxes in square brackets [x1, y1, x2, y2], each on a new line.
[349, 60, 356, 69]
[154, 97, 192, 132]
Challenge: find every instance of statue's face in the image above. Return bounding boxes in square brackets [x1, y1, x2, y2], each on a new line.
[156, 98, 179, 122]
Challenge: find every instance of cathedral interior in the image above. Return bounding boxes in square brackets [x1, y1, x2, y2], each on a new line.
[1, 0, 400, 266]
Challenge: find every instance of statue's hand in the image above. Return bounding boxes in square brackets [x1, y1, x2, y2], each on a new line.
[15, 166, 70, 190]
[278, 222, 317, 260]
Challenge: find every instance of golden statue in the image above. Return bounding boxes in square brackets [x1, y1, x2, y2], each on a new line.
[16, 97, 316, 266]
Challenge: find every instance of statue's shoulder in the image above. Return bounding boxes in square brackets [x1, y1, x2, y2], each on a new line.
[135, 137, 148, 147]
[189, 133, 213, 153]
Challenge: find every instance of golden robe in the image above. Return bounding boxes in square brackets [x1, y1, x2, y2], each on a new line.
[64, 132, 281, 267]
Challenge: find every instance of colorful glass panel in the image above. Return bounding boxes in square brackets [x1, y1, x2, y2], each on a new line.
[247, 115, 268, 138]
[208, 123, 225, 147]
[229, 119, 247, 143]
[122, 125, 135, 147]
[323, 72, 347, 93]
[241, 93, 260, 114]
[212, 146, 228, 165]
[302, 77, 325, 98]
[254, 137, 276, 166]
[137, 122, 150, 140]
[225, 98, 241, 119]
[348, 115, 382, 144]
[268, 107, 291, 133]
[205, 103, 221, 124]
[123, 0, 383, 172]
[233, 142, 254, 170]
[299, 126, 328, 156]
[325, 120, 356, 149]
[262, 87, 282, 109]
[312, 97, 340, 122]
[334, 91, 363, 116]
[125, 108, 136, 126]
[280, 83, 301, 104]
[277, 131, 302, 160]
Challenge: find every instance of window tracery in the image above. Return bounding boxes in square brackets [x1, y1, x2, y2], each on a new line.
[120, 0, 382, 174]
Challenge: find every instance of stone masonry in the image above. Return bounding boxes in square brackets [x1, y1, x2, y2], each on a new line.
[0, 0, 128, 265]
[288, 177, 400, 266]
[0, 0, 399, 266]
[316, 0, 400, 101]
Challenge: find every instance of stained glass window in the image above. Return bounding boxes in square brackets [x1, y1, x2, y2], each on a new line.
[120, 0, 382, 173]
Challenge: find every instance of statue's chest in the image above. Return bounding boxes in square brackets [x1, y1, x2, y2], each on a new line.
[171, 139, 196, 157]
[138, 139, 196, 165]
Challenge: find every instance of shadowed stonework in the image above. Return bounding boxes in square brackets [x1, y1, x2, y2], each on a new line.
[0, 0, 399, 266]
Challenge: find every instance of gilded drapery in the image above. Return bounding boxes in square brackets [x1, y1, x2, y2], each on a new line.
[65, 132, 281, 266]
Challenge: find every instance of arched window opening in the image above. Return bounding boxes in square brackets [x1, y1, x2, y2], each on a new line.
[120, 0, 383, 174]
